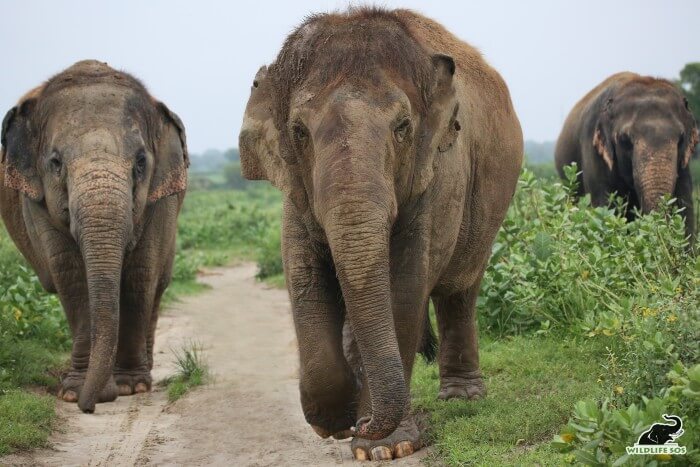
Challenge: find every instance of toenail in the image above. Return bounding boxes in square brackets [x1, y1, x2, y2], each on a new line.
[354, 448, 369, 461]
[394, 441, 414, 458]
[370, 446, 392, 461]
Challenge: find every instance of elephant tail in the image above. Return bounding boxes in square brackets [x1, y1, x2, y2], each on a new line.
[418, 305, 437, 363]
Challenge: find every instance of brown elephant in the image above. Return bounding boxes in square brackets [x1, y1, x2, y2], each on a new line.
[239, 8, 522, 461]
[0, 60, 188, 413]
[555, 72, 698, 235]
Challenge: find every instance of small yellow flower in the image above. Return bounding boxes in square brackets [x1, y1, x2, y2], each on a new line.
[655, 453, 672, 461]
[642, 307, 658, 318]
[561, 433, 575, 443]
[675, 287, 682, 294]
[666, 314, 678, 323]
[614, 386, 624, 395]
[13, 307, 22, 321]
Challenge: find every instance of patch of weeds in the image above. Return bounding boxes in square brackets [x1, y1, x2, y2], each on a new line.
[161, 341, 209, 403]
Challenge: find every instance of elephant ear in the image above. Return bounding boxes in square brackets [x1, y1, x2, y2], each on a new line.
[2, 100, 43, 201]
[593, 98, 615, 171]
[411, 54, 459, 197]
[681, 98, 698, 169]
[683, 126, 699, 169]
[148, 102, 189, 203]
[239, 66, 279, 183]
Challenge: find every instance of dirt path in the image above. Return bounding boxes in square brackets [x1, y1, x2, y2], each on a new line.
[2, 264, 428, 466]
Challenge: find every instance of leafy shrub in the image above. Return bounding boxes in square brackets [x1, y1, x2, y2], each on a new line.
[479, 166, 694, 337]
[255, 222, 283, 280]
[0, 231, 69, 393]
[554, 363, 700, 466]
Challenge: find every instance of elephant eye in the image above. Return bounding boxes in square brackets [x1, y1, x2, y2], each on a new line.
[134, 149, 147, 178]
[253, 80, 259, 89]
[48, 151, 63, 174]
[292, 123, 309, 146]
[618, 133, 633, 151]
[394, 118, 411, 143]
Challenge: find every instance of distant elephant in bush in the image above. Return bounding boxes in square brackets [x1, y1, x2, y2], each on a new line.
[555, 72, 698, 235]
[239, 8, 522, 461]
[0, 60, 188, 413]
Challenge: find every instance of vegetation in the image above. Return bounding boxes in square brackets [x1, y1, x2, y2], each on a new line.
[161, 341, 209, 403]
[0, 227, 68, 455]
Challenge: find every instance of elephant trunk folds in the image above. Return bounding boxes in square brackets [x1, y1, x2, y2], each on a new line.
[321, 200, 406, 440]
[69, 156, 131, 413]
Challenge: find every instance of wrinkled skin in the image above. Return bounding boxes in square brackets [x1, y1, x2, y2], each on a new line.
[555, 72, 698, 236]
[239, 8, 522, 460]
[0, 60, 188, 413]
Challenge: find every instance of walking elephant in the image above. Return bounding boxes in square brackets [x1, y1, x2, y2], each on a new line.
[239, 8, 522, 460]
[0, 60, 189, 413]
[555, 72, 698, 235]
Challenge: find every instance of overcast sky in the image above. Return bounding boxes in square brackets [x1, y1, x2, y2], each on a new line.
[2, 1, 698, 153]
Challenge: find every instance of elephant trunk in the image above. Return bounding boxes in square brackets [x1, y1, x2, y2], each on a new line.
[315, 138, 404, 440]
[70, 154, 132, 413]
[664, 414, 682, 429]
[633, 141, 678, 213]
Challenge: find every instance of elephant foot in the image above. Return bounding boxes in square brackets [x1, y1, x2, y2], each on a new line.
[114, 369, 152, 396]
[351, 417, 421, 461]
[59, 371, 118, 404]
[438, 372, 486, 400]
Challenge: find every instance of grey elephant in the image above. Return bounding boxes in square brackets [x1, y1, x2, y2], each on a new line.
[0, 60, 188, 413]
[555, 72, 698, 235]
[239, 8, 522, 461]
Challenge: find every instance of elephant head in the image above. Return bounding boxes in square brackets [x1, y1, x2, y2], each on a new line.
[240, 17, 461, 440]
[1, 60, 188, 413]
[593, 78, 698, 212]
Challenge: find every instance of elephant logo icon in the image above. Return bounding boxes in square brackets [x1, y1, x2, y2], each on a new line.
[637, 414, 684, 445]
[626, 414, 687, 456]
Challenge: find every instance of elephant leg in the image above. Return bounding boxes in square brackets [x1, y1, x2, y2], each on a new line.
[113, 263, 156, 396]
[285, 211, 357, 437]
[350, 257, 430, 460]
[433, 274, 486, 401]
[27, 213, 118, 404]
[57, 267, 118, 404]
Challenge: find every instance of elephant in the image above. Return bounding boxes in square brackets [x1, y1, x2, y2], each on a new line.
[555, 72, 698, 236]
[637, 414, 684, 445]
[0, 60, 189, 413]
[241, 65, 438, 366]
[239, 8, 523, 461]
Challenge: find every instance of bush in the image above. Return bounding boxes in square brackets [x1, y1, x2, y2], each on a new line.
[255, 223, 283, 280]
[479, 166, 695, 337]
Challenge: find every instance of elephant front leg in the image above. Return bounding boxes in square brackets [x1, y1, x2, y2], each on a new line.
[285, 221, 358, 437]
[52, 256, 118, 404]
[291, 268, 358, 437]
[113, 267, 156, 396]
[433, 276, 486, 401]
[30, 216, 120, 405]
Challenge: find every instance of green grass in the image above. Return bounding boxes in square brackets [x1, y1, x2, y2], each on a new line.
[411, 335, 605, 466]
[0, 391, 56, 455]
[161, 341, 209, 402]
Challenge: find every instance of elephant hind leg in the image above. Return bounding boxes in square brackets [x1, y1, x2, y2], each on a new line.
[433, 278, 486, 401]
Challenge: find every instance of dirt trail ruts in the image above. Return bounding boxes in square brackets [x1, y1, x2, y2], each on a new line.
[1, 264, 428, 466]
